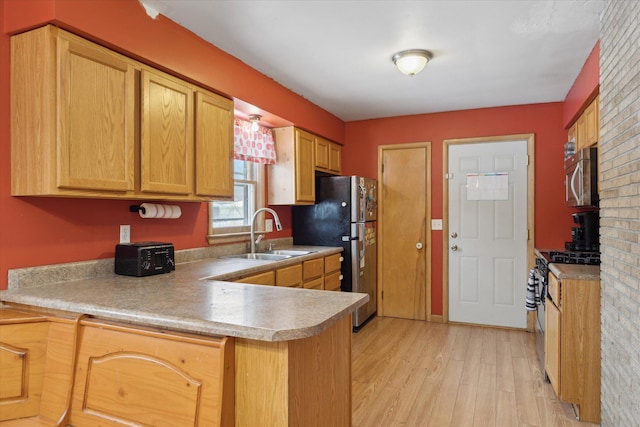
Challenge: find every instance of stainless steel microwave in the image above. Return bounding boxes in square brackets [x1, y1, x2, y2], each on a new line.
[565, 147, 598, 207]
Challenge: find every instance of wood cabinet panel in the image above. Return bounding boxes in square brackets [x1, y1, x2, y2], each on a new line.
[315, 137, 330, 170]
[69, 320, 233, 427]
[545, 297, 561, 397]
[328, 142, 342, 174]
[303, 258, 324, 280]
[324, 271, 342, 292]
[294, 131, 316, 203]
[276, 264, 303, 288]
[0, 311, 49, 421]
[545, 273, 601, 423]
[11, 25, 136, 197]
[195, 89, 234, 198]
[324, 253, 342, 275]
[140, 68, 194, 195]
[314, 137, 341, 175]
[303, 277, 323, 290]
[235, 315, 352, 427]
[269, 127, 315, 205]
[235, 271, 276, 286]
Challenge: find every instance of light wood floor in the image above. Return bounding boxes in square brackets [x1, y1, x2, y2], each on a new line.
[352, 316, 600, 427]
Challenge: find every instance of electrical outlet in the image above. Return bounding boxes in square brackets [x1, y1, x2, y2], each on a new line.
[431, 219, 443, 230]
[265, 219, 273, 233]
[120, 225, 131, 243]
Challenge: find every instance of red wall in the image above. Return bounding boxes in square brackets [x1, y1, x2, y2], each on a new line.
[563, 41, 600, 128]
[343, 103, 575, 315]
[0, 0, 340, 289]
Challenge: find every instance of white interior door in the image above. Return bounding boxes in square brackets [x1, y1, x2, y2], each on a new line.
[448, 140, 528, 328]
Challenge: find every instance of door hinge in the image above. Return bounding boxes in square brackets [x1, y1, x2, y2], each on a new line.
[526, 155, 530, 166]
[445, 172, 454, 179]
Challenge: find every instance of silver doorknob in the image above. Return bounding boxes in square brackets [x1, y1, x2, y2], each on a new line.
[450, 244, 458, 251]
[416, 242, 423, 250]
[450, 232, 458, 238]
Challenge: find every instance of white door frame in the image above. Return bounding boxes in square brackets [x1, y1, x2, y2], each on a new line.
[442, 134, 536, 329]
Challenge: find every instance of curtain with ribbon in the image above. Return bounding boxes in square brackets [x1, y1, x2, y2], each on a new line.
[233, 119, 277, 164]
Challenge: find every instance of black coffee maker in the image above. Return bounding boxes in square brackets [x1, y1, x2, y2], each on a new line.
[566, 211, 599, 252]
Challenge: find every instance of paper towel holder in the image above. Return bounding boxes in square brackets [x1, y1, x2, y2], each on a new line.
[129, 205, 146, 214]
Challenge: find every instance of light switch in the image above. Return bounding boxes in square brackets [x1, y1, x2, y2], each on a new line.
[265, 219, 273, 232]
[431, 219, 443, 230]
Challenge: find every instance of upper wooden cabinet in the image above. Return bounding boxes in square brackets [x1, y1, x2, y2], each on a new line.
[194, 89, 234, 198]
[11, 25, 137, 197]
[573, 95, 600, 150]
[315, 136, 342, 175]
[269, 127, 316, 205]
[11, 25, 233, 202]
[140, 68, 194, 196]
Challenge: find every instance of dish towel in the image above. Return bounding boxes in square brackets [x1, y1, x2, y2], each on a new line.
[525, 267, 540, 311]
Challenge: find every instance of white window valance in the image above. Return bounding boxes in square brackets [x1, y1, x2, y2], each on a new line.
[233, 119, 277, 164]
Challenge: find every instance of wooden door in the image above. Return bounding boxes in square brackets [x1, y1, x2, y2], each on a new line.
[140, 69, 194, 195]
[294, 129, 315, 203]
[57, 31, 136, 192]
[194, 89, 234, 198]
[378, 143, 431, 320]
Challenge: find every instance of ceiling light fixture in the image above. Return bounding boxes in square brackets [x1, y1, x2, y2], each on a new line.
[249, 114, 262, 132]
[392, 49, 433, 76]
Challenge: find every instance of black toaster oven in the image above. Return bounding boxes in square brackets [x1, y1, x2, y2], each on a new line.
[115, 242, 175, 277]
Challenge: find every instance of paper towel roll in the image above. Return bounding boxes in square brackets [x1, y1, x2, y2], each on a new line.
[137, 203, 182, 219]
[138, 203, 158, 218]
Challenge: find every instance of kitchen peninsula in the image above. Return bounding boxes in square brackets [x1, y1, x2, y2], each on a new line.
[0, 247, 367, 426]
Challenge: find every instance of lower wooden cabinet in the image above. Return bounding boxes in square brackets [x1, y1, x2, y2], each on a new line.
[544, 272, 600, 423]
[235, 315, 352, 426]
[276, 264, 303, 288]
[303, 258, 324, 289]
[235, 270, 276, 286]
[69, 319, 234, 427]
[0, 310, 49, 421]
[324, 253, 343, 291]
[233, 253, 343, 291]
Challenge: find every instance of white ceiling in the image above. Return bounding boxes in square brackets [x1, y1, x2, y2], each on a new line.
[139, 0, 603, 122]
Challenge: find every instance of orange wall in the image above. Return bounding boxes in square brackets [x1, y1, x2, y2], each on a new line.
[343, 103, 574, 315]
[0, 0, 340, 289]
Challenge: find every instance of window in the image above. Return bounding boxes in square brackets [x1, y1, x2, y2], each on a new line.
[208, 159, 265, 241]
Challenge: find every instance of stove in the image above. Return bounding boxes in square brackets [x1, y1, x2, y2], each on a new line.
[540, 250, 601, 265]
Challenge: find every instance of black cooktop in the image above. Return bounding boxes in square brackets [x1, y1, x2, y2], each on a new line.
[541, 250, 601, 265]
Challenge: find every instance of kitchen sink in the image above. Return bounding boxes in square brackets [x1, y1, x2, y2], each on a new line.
[222, 253, 292, 261]
[265, 249, 314, 256]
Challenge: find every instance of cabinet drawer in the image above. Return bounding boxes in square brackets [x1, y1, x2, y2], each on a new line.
[276, 264, 302, 288]
[303, 258, 324, 280]
[324, 271, 342, 292]
[235, 271, 275, 286]
[548, 273, 561, 307]
[303, 277, 323, 290]
[324, 253, 342, 274]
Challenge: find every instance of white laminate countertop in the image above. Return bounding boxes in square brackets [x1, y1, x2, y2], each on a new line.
[0, 246, 368, 342]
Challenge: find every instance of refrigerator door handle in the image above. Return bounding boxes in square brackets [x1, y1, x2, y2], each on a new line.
[359, 223, 366, 263]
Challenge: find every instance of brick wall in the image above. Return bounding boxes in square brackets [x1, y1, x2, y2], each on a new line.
[599, 1, 640, 425]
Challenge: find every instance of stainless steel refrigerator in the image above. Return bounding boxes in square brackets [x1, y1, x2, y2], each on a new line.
[292, 176, 377, 330]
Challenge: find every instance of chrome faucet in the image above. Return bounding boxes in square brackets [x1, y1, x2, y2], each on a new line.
[250, 208, 282, 254]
